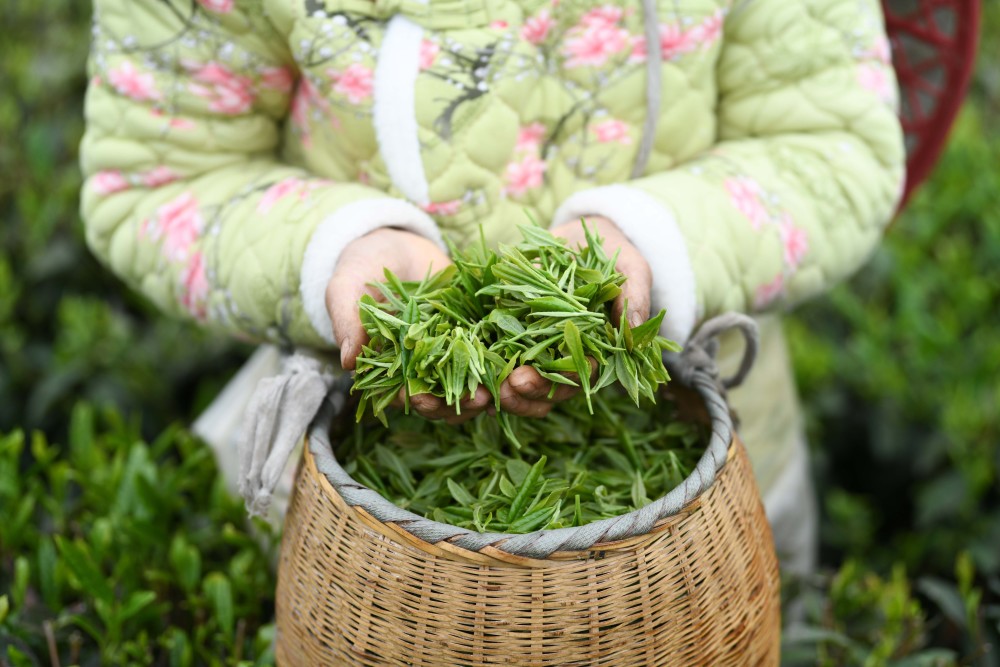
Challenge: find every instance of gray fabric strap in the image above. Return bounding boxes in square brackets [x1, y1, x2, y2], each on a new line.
[238, 351, 338, 517]
[631, 0, 662, 179]
[308, 313, 759, 559]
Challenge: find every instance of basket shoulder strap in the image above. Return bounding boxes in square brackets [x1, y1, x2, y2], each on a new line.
[238, 350, 340, 517]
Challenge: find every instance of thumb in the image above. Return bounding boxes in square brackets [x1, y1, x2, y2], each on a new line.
[327, 265, 376, 370]
[614, 245, 652, 328]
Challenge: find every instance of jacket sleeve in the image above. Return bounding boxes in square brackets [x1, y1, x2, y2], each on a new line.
[553, 0, 905, 343]
[80, 0, 442, 349]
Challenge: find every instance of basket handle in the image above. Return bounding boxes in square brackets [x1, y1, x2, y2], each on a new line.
[667, 312, 759, 392]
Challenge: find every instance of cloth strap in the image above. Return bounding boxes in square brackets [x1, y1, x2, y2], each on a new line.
[237, 351, 338, 517]
[632, 0, 663, 178]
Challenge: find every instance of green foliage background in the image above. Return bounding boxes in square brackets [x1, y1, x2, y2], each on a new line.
[1, 1, 998, 664]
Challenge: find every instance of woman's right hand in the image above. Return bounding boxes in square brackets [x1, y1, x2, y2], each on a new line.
[328, 227, 450, 369]
[327, 228, 492, 424]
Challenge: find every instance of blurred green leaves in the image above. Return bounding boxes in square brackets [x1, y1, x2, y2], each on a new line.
[783, 7, 1000, 662]
[0, 405, 277, 665]
[788, 100, 1000, 579]
[0, 0, 249, 441]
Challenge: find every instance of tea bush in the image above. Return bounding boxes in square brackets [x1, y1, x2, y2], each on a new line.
[0, 1, 249, 442]
[0, 407, 277, 665]
[781, 8, 1000, 661]
[1, 0, 998, 664]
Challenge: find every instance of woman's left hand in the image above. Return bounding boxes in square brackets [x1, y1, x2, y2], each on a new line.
[497, 216, 653, 418]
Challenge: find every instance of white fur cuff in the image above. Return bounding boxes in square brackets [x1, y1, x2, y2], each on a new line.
[374, 16, 429, 205]
[552, 185, 697, 343]
[300, 198, 444, 345]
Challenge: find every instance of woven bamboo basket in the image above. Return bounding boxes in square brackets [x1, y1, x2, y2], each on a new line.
[275, 361, 780, 666]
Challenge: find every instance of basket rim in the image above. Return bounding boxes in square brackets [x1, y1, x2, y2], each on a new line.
[306, 366, 734, 560]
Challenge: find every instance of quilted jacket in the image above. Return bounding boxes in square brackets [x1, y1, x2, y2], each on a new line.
[80, 0, 905, 497]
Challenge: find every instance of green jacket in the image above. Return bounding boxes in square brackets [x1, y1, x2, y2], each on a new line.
[81, 0, 904, 495]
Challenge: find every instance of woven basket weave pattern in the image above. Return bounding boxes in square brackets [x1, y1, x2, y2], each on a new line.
[276, 430, 780, 666]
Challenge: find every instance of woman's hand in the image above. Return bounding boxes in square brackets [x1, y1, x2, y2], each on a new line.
[327, 227, 490, 424]
[330, 218, 652, 424]
[328, 228, 450, 370]
[498, 216, 653, 418]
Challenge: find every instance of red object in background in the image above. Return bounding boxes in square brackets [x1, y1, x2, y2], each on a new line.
[883, 0, 981, 208]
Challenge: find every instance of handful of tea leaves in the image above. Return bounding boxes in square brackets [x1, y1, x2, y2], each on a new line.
[353, 225, 682, 439]
[335, 389, 705, 533]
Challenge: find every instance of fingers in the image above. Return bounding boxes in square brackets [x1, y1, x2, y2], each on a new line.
[612, 244, 652, 328]
[506, 366, 552, 400]
[386, 358, 598, 423]
[328, 228, 453, 370]
[552, 217, 654, 329]
[498, 380, 555, 418]
[401, 386, 492, 423]
[328, 268, 380, 370]
[507, 360, 597, 402]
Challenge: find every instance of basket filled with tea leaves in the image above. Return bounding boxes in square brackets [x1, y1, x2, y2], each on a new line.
[275, 226, 780, 666]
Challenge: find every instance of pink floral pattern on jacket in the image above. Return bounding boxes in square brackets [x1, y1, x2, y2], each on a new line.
[505, 123, 550, 197]
[423, 200, 463, 216]
[189, 62, 254, 115]
[93, 171, 129, 195]
[143, 166, 179, 188]
[197, 0, 233, 13]
[256, 178, 326, 214]
[180, 252, 210, 320]
[289, 78, 331, 147]
[329, 64, 373, 105]
[108, 62, 160, 102]
[149, 193, 203, 262]
[516, 123, 547, 152]
[592, 119, 631, 144]
[521, 11, 555, 45]
[857, 63, 896, 105]
[419, 40, 441, 70]
[260, 66, 295, 94]
[505, 156, 547, 197]
[724, 177, 770, 230]
[754, 273, 785, 309]
[562, 6, 632, 68]
[778, 216, 809, 269]
[630, 10, 724, 62]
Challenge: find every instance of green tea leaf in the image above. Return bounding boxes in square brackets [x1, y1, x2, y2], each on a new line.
[509, 505, 557, 533]
[203, 572, 234, 637]
[169, 535, 201, 594]
[630, 309, 666, 347]
[506, 459, 531, 486]
[563, 320, 592, 411]
[488, 309, 526, 335]
[56, 536, 113, 604]
[37, 536, 59, 609]
[509, 456, 547, 521]
[376, 446, 418, 498]
[499, 475, 517, 498]
[121, 590, 157, 622]
[447, 478, 476, 507]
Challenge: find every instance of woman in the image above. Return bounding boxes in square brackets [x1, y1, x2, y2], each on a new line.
[80, 0, 905, 574]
